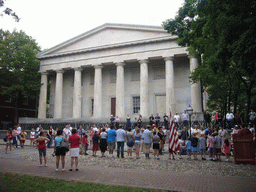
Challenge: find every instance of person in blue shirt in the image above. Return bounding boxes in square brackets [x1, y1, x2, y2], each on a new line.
[116, 125, 126, 158]
[185, 137, 192, 159]
[107, 125, 116, 157]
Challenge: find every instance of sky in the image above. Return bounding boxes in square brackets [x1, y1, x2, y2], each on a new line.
[0, 0, 184, 50]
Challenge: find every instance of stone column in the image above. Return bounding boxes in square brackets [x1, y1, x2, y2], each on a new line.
[165, 56, 176, 116]
[94, 65, 103, 118]
[116, 62, 125, 120]
[38, 72, 48, 118]
[140, 59, 149, 119]
[189, 56, 202, 112]
[73, 67, 83, 118]
[54, 70, 64, 118]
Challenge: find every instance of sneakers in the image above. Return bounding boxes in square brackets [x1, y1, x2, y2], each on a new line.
[55, 169, 59, 172]
[39, 164, 43, 167]
[157, 157, 160, 160]
[202, 158, 206, 160]
[44, 164, 47, 167]
[178, 156, 182, 159]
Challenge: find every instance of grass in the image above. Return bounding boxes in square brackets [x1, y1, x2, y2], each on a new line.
[0, 172, 168, 192]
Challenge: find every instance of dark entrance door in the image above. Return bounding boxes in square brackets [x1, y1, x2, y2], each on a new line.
[111, 98, 116, 117]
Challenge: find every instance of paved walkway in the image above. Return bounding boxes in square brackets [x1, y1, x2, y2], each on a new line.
[1, 151, 256, 191]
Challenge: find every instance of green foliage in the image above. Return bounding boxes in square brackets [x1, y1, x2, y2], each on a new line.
[163, 0, 256, 116]
[0, 29, 41, 99]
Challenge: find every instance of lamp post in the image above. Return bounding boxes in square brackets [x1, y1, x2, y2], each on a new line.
[186, 105, 194, 137]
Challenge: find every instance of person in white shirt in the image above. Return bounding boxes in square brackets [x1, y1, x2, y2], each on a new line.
[16, 124, 21, 146]
[174, 112, 180, 128]
[68, 124, 73, 131]
[181, 110, 189, 127]
[226, 111, 234, 129]
[63, 125, 71, 140]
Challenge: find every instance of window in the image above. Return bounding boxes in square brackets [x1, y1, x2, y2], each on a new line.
[133, 97, 140, 113]
[22, 97, 28, 105]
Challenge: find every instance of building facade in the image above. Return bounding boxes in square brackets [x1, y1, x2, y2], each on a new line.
[36, 23, 202, 123]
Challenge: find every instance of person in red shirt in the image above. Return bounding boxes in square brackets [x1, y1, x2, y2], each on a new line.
[238, 124, 251, 136]
[68, 129, 81, 171]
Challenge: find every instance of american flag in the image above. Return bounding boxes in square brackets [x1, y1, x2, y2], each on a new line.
[168, 112, 179, 153]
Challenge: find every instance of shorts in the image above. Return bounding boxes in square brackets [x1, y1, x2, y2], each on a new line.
[192, 146, 198, 152]
[216, 148, 221, 154]
[169, 148, 173, 153]
[20, 140, 25, 144]
[84, 146, 88, 151]
[70, 148, 79, 157]
[55, 147, 66, 156]
[209, 148, 216, 155]
[153, 143, 159, 149]
[39, 149, 46, 157]
[108, 142, 116, 150]
[145, 143, 151, 149]
[127, 146, 133, 150]
[30, 138, 34, 141]
[200, 149, 206, 154]
[135, 141, 141, 146]
[187, 149, 192, 155]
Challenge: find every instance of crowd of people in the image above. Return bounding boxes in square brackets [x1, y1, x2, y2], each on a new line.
[4, 109, 256, 172]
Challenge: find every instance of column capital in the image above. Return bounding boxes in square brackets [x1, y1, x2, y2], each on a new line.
[56, 69, 64, 73]
[164, 56, 174, 62]
[73, 67, 83, 71]
[40, 71, 49, 75]
[94, 64, 103, 69]
[115, 62, 125, 67]
[139, 59, 149, 64]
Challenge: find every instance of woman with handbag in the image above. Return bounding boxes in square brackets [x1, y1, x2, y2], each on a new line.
[54, 130, 67, 172]
[68, 128, 81, 171]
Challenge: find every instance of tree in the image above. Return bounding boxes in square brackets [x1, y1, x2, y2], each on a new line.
[0, 29, 41, 124]
[163, 0, 256, 122]
[0, 0, 20, 22]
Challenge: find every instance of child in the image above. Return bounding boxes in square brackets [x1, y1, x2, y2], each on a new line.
[34, 132, 50, 167]
[82, 133, 89, 155]
[30, 129, 35, 147]
[92, 131, 100, 156]
[152, 131, 160, 160]
[191, 133, 199, 160]
[178, 136, 184, 159]
[185, 137, 192, 159]
[222, 138, 230, 161]
[199, 134, 206, 160]
[215, 133, 222, 161]
[6, 128, 13, 154]
[20, 129, 27, 148]
[208, 133, 217, 160]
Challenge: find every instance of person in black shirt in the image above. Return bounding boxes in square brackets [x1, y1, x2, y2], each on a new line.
[163, 113, 169, 129]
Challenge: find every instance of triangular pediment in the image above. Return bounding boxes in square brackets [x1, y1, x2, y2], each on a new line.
[37, 23, 171, 59]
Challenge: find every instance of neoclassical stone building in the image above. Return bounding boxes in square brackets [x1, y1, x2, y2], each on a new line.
[37, 23, 202, 123]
